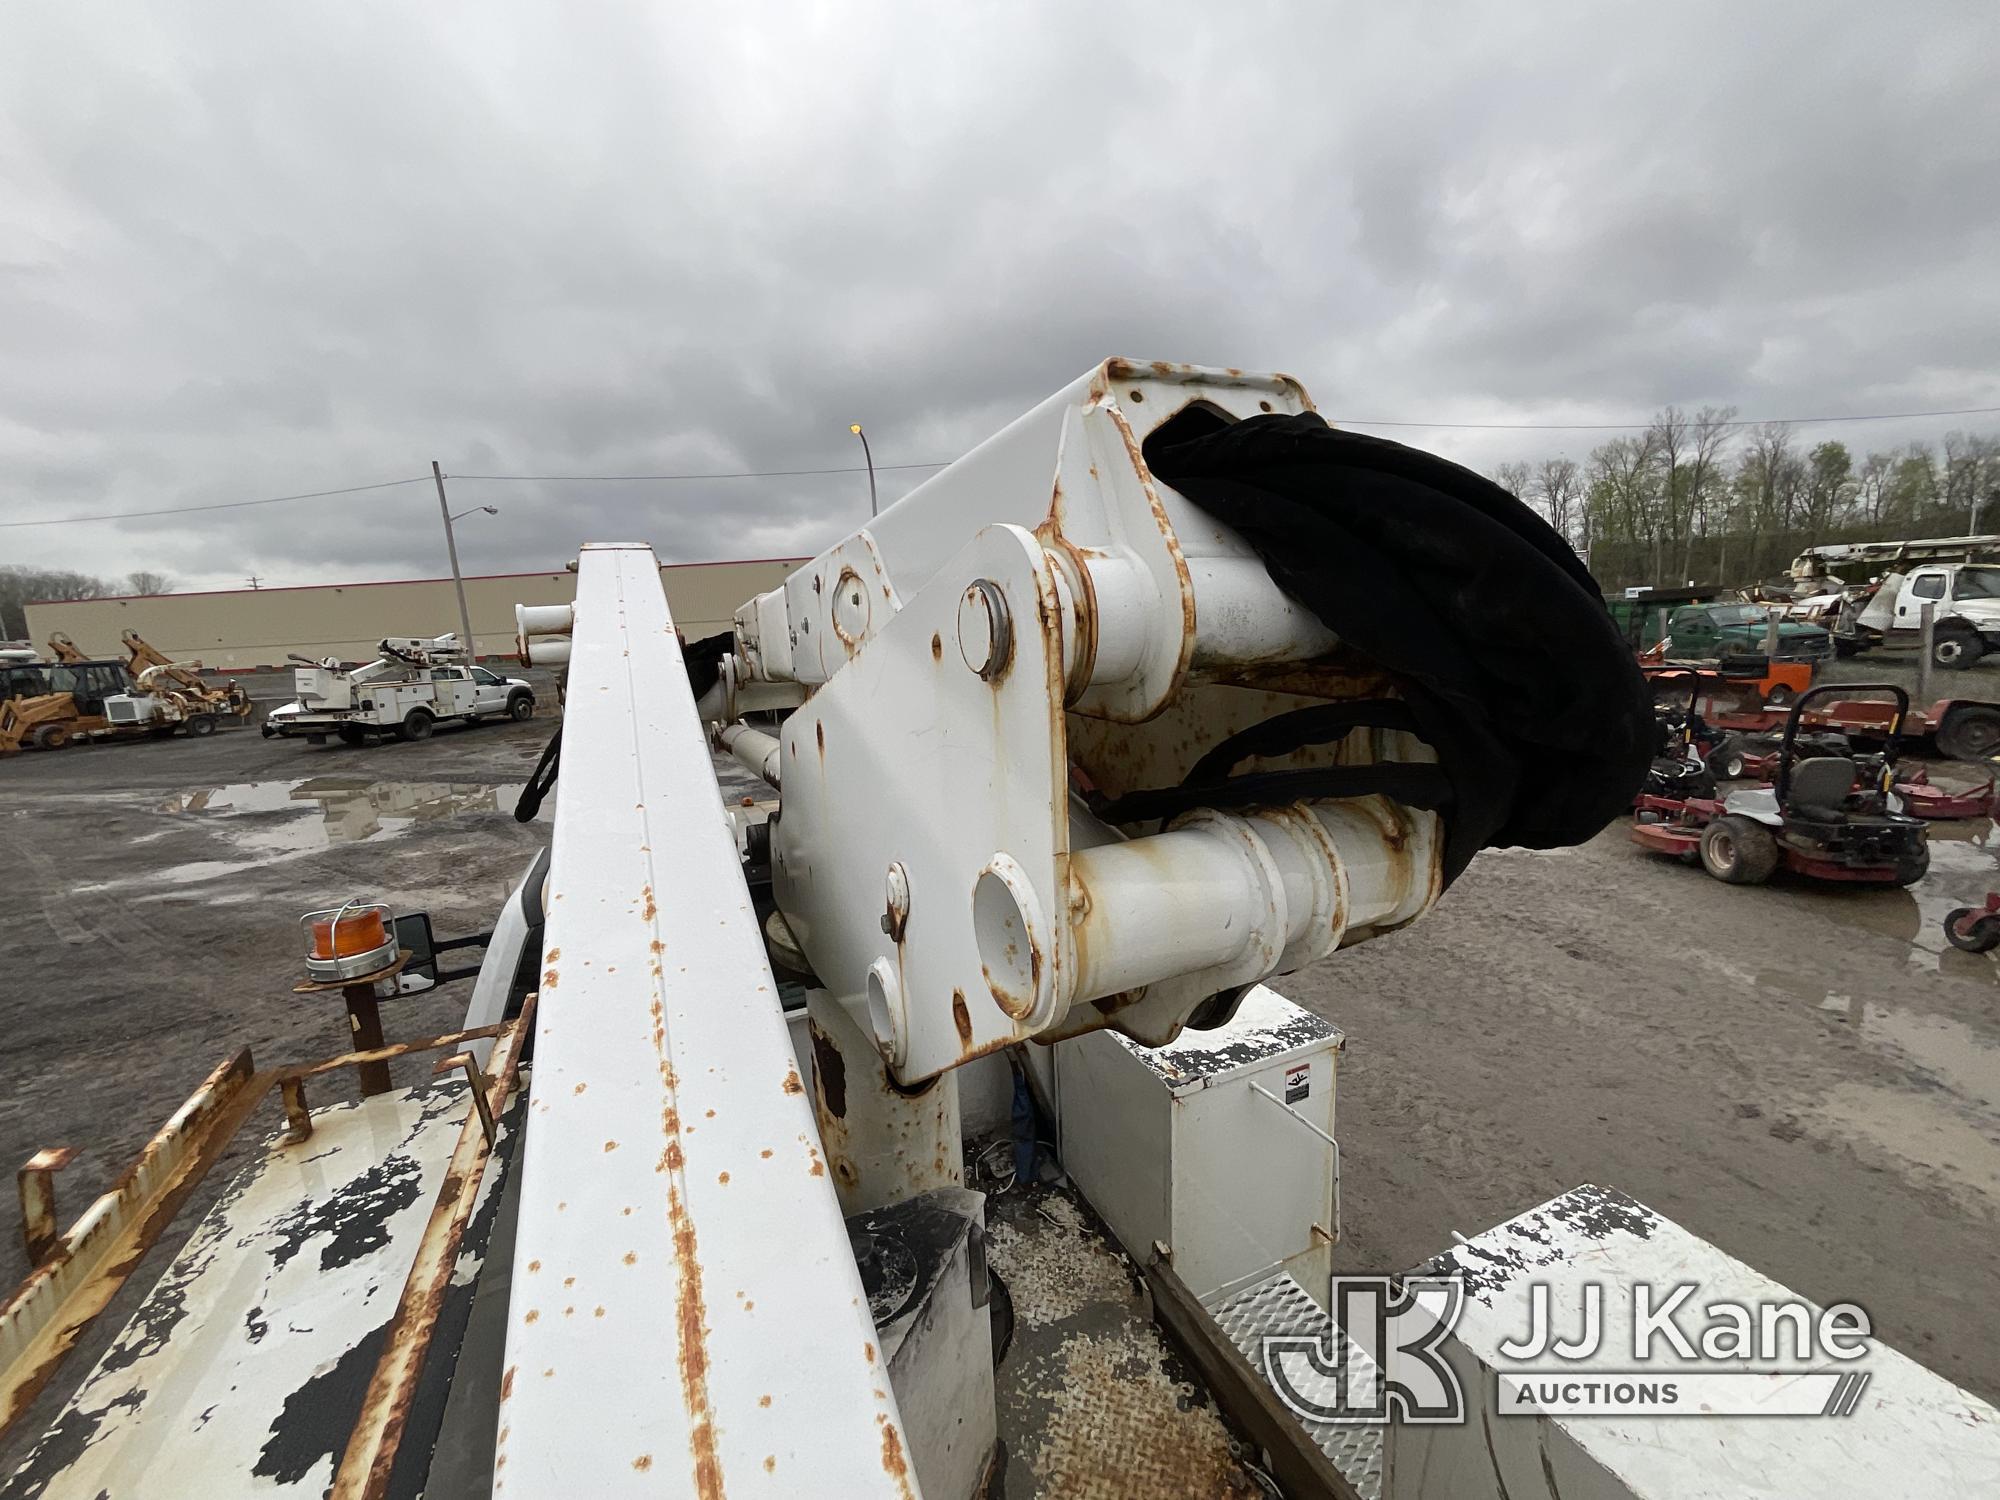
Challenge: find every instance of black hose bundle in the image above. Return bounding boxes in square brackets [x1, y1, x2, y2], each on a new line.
[1143, 409, 1653, 885]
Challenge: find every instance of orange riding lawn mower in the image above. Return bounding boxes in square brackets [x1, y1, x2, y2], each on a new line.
[1631, 679, 1930, 887]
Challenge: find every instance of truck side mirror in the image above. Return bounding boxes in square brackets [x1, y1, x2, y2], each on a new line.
[392, 911, 439, 994]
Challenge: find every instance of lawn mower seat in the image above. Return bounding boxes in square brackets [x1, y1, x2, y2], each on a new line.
[1791, 756, 1859, 813]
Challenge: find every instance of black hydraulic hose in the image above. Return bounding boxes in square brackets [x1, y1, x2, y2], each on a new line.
[1143, 409, 1653, 885]
[514, 726, 561, 823]
[1092, 762, 1454, 828]
[1181, 699, 1420, 787]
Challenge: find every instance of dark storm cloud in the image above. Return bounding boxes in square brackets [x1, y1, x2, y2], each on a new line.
[2, 2, 1995, 591]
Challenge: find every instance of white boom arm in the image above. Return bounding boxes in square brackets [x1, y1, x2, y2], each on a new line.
[722, 360, 1443, 1085]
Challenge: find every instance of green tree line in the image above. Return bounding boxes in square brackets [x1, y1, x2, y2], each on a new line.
[1491, 416, 2000, 590]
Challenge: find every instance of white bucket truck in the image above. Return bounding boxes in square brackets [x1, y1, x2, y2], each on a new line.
[262, 633, 536, 745]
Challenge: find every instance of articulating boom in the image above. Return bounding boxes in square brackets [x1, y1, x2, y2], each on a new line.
[715, 360, 1649, 1085]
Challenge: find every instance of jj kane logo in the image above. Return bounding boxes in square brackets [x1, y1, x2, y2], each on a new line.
[1265, 1276, 1874, 1424]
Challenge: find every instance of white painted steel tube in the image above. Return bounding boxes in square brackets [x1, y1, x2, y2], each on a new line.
[1065, 800, 1441, 1007]
[1184, 555, 1339, 670]
[519, 637, 571, 667]
[515, 602, 575, 667]
[1067, 828, 1263, 999]
[719, 722, 783, 786]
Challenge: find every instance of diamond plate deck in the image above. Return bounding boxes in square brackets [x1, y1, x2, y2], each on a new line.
[1208, 1272, 1384, 1500]
[987, 1185, 1265, 1499]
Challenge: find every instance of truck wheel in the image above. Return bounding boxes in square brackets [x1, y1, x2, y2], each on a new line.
[31, 723, 71, 751]
[1895, 844, 1931, 887]
[398, 709, 434, 743]
[1700, 815, 1779, 885]
[186, 713, 218, 737]
[337, 725, 368, 746]
[1932, 627, 1984, 670]
[1936, 706, 2000, 761]
[1945, 907, 2000, 954]
[508, 693, 535, 722]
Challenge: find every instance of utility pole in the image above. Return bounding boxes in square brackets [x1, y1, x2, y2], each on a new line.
[246, 575, 261, 591]
[433, 461, 478, 661]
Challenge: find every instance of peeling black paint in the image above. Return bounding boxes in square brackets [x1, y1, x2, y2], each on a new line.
[1426, 1185, 1663, 1304]
[266, 1154, 424, 1273]
[252, 1322, 388, 1486]
[1545, 1183, 1658, 1242]
[0, 1390, 144, 1500]
[245, 1305, 269, 1344]
[1129, 1010, 1339, 1089]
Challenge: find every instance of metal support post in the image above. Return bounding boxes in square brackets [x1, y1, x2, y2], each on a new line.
[806, 989, 963, 1217]
[341, 983, 393, 1096]
[1919, 600, 1937, 705]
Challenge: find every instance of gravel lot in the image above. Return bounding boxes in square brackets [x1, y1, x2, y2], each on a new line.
[3, 644, 1999, 1471]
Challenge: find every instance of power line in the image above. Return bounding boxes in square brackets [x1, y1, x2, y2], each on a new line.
[1, 475, 432, 530]
[451, 462, 949, 481]
[1334, 404, 2000, 432]
[8, 399, 1996, 531]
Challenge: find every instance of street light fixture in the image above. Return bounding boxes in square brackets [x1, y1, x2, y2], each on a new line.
[850, 423, 878, 518]
[451, 504, 499, 523]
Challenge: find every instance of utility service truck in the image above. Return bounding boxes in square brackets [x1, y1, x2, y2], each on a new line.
[6, 362, 1998, 1500]
[262, 633, 536, 745]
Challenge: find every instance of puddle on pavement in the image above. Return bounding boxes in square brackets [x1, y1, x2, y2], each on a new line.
[1837, 818, 2000, 975]
[153, 778, 526, 856]
[1807, 994, 2000, 1214]
[75, 778, 525, 890]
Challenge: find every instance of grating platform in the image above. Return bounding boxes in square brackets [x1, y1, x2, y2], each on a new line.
[986, 1184, 1267, 1499]
[1206, 1272, 1385, 1500]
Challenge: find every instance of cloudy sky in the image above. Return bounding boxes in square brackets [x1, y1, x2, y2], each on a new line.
[2, 2, 1996, 593]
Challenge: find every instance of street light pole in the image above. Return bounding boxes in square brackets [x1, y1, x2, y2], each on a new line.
[432, 461, 478, 662]
[850, 424, 878, 518]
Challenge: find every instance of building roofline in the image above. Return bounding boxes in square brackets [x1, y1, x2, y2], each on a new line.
[26, 556, 810, 607]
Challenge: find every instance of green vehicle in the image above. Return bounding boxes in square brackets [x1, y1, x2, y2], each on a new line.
[1665, 602, 1832, 665]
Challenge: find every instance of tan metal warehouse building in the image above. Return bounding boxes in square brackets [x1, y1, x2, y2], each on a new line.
[24, 558, 805, 671]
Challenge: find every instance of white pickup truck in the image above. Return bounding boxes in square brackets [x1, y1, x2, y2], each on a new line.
[1848, 563, 2000, 669]
[262, 635, 536, 745]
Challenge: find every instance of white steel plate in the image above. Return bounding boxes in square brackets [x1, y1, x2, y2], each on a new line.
[1405, 1185, 2000, 1499]
[2, 1080, 510, 1500]
[495, 545, 911, 1498]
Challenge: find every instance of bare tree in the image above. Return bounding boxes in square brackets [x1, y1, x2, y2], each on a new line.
[0, 567, 113, 641]
[1586, 434, 1659, 568]
[126, 571, 176, 596]
[1532, 456, 1585, 545]
[1647, 408, 1691, 581]
[1679, 406, 1736, 577]
[1490, 461, 1532, 500]
[1855, 451, 1893, 525]
[1732, 424, 1796, 579]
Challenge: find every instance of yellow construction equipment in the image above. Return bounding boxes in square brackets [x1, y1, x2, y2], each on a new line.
[0, 634, 251, 753]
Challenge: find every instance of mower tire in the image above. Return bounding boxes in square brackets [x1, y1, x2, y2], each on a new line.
[1944, 907, 2000, 954]
[1706, 738, 1750, 781]
[1896, 844, 1931, 887]
[1700, 815, 1779, 885]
